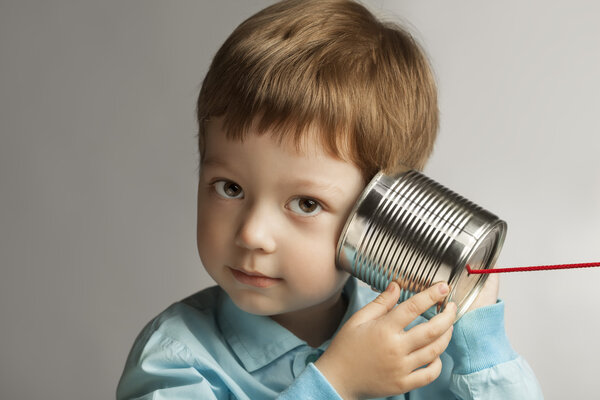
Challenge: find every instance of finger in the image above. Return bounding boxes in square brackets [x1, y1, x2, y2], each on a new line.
[406, 302, 456, 350]
[349, 281, 400, 326]
[390, 282, 450, 328]
[403, 357, 443, 391]
[406, 324, 454, 371]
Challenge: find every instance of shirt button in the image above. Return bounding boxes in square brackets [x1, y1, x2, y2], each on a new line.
[305, 352, 320, 365]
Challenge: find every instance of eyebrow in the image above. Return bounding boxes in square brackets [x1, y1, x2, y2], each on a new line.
[202, 158, 345, 197]
[288, 179, 345, 198]
[201, 158, 233, 171]
[202, 157, 224, 166]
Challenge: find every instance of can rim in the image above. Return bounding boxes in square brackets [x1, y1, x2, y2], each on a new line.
[446, 219, 508, 320]
[335, 171, 385, 270]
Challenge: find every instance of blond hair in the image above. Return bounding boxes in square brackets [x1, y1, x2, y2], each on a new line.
[197, 0, 438, 178]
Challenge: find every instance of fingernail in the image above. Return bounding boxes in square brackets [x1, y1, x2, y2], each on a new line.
[438, 283, 449, 295]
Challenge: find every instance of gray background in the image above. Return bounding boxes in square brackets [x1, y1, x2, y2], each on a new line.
[1, 1, 598, 399]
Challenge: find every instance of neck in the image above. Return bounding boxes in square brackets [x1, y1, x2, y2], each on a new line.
[270, 291, 348, 348]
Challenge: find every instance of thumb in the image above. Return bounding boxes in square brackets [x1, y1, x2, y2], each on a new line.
[349, 281, 400, 326]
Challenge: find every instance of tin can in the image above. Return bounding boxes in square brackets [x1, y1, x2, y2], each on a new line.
[336, 166, 507, 320]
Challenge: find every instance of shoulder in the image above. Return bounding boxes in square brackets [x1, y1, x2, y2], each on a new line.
[152, 285, 222, 330]
[117, 286, 234, 398]
[127, 286, 225, 360]
[180, 285, 223, 311]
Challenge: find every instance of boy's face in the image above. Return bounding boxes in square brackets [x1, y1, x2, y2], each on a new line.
[197, 118, 365, 317]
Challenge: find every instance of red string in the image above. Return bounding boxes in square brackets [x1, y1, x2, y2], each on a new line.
[466, 262, 600, 274]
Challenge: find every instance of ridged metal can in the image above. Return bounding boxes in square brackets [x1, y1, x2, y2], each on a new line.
[336, 166, 507, 320]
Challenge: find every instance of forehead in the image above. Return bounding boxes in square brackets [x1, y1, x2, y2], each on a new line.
[202, 118, 364, 189]
[204, 117, 347, 161]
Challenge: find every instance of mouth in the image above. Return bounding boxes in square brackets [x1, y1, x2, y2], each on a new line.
[228, 267, 283, 288]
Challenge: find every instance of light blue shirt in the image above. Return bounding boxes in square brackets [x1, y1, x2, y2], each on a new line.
[117, 278, 543, 399]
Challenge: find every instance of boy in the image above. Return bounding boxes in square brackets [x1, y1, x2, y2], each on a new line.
[117, 0, 543, 399]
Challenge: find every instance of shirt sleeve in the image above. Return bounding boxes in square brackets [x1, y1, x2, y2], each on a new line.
[277, 363, 343, 400]
[444, 300, 544, 400]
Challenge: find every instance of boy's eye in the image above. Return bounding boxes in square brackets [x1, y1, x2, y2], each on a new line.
[213, 180, 244, 199]
[288, 197, 322, 216]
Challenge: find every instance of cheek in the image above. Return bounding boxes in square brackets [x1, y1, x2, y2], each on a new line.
[196, 197, 230, 267]
[284, 222, 342, 286]
[196, 215, 213, 268]
[197, 224, 215, 265]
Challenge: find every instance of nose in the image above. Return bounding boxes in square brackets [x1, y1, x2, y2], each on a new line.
[234, 203, 277, 253]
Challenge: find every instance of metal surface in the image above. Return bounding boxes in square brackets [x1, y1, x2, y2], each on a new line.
[336, 167, 507, 320]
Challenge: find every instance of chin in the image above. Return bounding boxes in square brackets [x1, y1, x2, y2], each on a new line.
[225, 287, 286, 316]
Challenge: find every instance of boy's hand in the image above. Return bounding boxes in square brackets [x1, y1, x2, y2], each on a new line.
[315, 282, 456, 400]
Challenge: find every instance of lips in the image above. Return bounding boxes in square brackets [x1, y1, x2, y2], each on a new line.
[229, 266, 283, 288]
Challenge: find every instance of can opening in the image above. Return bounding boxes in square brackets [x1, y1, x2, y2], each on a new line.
[447, 224, 505, 319]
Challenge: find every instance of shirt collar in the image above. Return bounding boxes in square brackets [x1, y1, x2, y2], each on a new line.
[216, 278, 363, 372]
